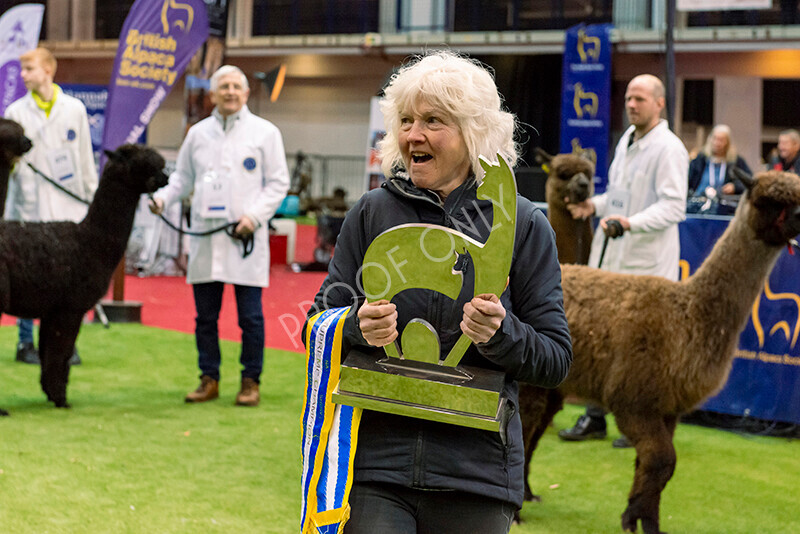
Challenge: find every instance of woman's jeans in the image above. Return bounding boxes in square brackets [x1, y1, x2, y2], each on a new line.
[344, 482, 515, 534]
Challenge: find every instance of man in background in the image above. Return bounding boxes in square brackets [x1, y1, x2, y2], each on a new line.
[770, 129, 800, 174]
[150, 65, 289, 407]
[562, 74, 689, 447]
[4, 47, 97, 365]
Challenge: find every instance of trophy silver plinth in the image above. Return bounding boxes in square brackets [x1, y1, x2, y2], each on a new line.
[332, 349, 507, 432]
[332, 155, 517, 431]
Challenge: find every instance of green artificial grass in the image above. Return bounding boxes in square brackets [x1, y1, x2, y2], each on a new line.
[513, 404, 800, 534]
[0, 324, 303, 533]
[0, 323, 798, 533]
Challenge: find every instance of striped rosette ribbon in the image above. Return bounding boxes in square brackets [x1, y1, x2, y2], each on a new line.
[301, 306, 362, 533]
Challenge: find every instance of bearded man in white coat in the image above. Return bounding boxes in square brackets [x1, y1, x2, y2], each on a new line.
[150, 65, 290, 407]
[560, 74, 689, 445]
[4, 47, 98, 366]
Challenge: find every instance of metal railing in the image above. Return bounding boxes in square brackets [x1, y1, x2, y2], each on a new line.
[287, 152, 368, 204]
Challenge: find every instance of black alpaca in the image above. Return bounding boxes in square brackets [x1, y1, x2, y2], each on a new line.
[0, 144, 168, 414]
[0, 117, 33, 217]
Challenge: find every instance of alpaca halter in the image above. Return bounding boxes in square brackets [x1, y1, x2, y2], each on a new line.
[772, 206, 799, 256]
[770, 206, 800, 256]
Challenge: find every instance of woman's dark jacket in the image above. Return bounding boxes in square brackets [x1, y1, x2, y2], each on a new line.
[688, 153, 751, 196]
[303, 175, 573, 508]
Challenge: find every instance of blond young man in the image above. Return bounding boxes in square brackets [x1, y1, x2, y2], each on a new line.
[4, 47, 97, 365]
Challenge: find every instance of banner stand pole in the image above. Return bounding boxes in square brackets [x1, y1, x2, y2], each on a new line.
[96, 0, 211, 322]
[94, 258, 142, 324]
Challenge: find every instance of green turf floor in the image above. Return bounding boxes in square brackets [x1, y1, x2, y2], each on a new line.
[0, 324, 797, 533]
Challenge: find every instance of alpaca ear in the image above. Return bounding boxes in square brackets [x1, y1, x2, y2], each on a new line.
[104, 149, 122, 162]
[731, 166, 755, 191]
[534, 147, 553, 165]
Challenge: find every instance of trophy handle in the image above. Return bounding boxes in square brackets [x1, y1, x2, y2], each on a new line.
[442, 334, 472, 367]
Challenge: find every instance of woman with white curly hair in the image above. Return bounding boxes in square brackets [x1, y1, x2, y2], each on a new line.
[304, 50, 571, 532]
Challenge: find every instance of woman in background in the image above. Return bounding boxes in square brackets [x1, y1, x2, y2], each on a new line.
[688, 124, 751, 197]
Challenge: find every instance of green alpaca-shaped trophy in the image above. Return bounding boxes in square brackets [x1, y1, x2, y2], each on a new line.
[332, 155, 517, 431]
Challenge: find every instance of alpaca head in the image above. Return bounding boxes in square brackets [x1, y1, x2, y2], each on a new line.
[543, 152, 595, 211]
[102, 144, 168, 194]
[0, 118, 32, 166]
[738, 169, 800, 247]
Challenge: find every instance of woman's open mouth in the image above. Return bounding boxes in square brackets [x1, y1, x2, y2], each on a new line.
[411, 152, 433, 163]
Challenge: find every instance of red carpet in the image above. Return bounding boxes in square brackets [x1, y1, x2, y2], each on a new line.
[1, 224, 328, 354]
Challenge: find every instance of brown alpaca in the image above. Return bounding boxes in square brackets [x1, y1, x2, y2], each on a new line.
[521, 170, 800, 534]
[518, 150, 595, 506]
[539, 149, 595, 265]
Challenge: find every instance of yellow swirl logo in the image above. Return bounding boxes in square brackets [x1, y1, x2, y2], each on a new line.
[751, 280, 800, 349]
[161, 0, 194, 34]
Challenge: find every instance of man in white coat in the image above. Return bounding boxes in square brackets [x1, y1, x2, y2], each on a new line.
[150, 65, 289, 407]
[560, 74, 689, 446]
[4, 47, 98, 365]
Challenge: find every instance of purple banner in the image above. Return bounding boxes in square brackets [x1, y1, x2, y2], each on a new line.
[101, 0, 209, 156]
[0, 3, 44, 116]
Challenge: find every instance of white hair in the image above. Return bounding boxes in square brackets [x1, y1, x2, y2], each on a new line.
[779, 129, 800, 144]
[378, 51, 518, 180]
[702, 124, 738, 162]
[210, 65, 249, 91]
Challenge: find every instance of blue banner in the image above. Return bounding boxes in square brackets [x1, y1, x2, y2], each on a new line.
[101, 0, 209, 160]
[61, 84, 147, 173]
[560, 23, 613, 194]
[0, 3, 44, 116]
[679, 216, 800, 424]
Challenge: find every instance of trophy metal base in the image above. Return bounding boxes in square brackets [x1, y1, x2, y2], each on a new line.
[332, 349, 506, 432]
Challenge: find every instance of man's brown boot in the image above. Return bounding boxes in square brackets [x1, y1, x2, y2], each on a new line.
[185, 375, 219, 403]
[235, 377, 260, 406]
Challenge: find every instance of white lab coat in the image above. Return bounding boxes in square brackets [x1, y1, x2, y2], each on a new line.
[588, 120, 688, 280]
[155, 106, 290, 287]
[4, 88, 98, 222]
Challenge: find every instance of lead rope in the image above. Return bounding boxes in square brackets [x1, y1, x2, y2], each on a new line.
[25, 162, 253, 258]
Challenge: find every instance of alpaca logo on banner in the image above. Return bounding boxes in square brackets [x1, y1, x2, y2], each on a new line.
[0, 3, 44, 116]
[161, 0, 196, 34]
[572, 83, 598, 119]
[751, 280, 800, 350]
[560, 23, 612, 193]
[1, 20, 29, 52]
[101, 0, 208, 166]
[679, 218, 800, 362]
[577, 29, 601, 62]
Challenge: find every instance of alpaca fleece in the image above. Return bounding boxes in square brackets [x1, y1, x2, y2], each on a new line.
[518, 151, 594, 509]
[0, 118, 33, 218]
[543, 152, 595, 265]
[0, 144, 168, 413]
[521, 170, 800, 534]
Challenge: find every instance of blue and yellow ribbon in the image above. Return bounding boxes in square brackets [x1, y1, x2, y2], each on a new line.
[301, 307, 362, 534]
